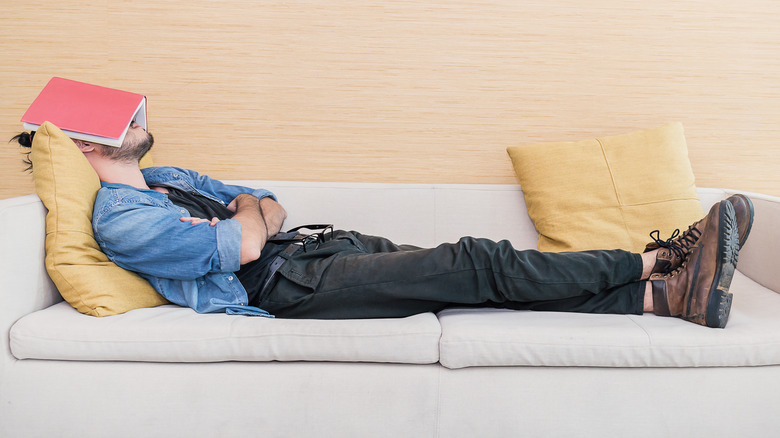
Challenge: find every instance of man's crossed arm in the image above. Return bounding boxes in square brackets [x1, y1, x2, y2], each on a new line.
[232, 194, 287, 264]
[180, 194, 287, 265]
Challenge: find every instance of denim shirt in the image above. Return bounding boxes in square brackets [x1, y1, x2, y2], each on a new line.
[92, 166, 277, 316]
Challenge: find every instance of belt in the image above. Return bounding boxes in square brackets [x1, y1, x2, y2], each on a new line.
[261, 243, 301, 293]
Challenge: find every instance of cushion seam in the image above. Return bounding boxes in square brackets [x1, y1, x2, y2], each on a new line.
[597, 137, 633, 242]
[596, 137, 620, 206]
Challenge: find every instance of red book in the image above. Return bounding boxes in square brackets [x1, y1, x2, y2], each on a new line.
[21, 77, 147, 147]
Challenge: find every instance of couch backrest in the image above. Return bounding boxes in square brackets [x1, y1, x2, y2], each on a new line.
[232, 181, 734, 249]
[230, 181, 540, 249]
[0, 183, 732, 253]
[0, 183, 733, 303]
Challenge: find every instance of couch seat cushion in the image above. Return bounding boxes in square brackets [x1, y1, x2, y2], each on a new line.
[439, 271, 780, 369]
[10, 304, 441, 364]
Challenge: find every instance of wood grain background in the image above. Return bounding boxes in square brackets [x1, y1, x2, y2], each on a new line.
[2, 0, 779, 199]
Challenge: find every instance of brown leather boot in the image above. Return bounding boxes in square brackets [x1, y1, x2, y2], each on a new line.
[645, 194, 754, 275]
[649, 200, 740, 328]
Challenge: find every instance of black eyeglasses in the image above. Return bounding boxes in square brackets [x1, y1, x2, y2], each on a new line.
[271, 224, 334, 252]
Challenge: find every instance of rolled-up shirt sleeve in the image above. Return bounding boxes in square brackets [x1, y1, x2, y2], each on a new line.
[214, 217, 242, 273]
[250, 188, 276, 202]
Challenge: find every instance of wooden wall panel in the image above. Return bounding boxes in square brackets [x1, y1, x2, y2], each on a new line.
[2, 0, 779, 199]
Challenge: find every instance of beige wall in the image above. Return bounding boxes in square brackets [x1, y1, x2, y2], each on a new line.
[2, 0, 779, 199]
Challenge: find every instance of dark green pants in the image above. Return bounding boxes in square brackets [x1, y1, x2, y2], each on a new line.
[254, 230, 646, 319]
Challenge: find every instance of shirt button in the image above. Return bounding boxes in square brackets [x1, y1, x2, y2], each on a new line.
[228, 276, 234, 281]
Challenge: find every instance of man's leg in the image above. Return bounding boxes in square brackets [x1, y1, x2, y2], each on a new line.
[258, 233, 647, 319]
[472, 250, 658, 315]
[489, 283, 645, 314]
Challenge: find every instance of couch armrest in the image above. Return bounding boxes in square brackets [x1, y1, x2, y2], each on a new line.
[0, 195, 61, 366]
[732, 190, 780, 294]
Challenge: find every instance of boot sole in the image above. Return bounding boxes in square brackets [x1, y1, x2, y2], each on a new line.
[728, 194, 754, 249]
[705, 201, 740, 328]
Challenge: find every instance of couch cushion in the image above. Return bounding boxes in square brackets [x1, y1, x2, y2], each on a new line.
[506, 122, 704, 253]
[439, 271, 780, 369]
[10, 304, 441, 364]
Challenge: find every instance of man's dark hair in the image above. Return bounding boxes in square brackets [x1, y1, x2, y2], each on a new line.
[10, 132, 35, 172]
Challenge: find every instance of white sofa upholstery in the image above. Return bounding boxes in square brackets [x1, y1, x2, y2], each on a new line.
[2, 182, 780, 437]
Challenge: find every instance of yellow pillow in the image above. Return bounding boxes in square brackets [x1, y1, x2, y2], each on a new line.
[506, 122, 704, 253]
[31, 121, 167, 316]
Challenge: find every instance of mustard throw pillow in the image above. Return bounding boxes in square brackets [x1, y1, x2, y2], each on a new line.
[506, 122, 704, 253]
[31, 121, 167, 316]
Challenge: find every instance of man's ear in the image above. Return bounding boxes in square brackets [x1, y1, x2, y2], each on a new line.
[72, 139, 96, 153]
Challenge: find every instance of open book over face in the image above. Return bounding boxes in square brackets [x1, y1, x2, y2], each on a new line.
[21, 77, 147, 148]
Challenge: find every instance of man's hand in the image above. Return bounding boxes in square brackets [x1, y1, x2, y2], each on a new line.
[180, 217, 220, 226]
[226, 198, 240, 213]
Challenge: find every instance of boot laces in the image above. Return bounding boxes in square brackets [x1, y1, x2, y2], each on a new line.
[649, 223, 702, 262]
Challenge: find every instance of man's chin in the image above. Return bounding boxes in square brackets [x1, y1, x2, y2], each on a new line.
[117, 131, 155, 162]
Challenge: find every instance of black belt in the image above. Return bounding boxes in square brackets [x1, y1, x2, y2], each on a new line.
[261, 243, 301, 293]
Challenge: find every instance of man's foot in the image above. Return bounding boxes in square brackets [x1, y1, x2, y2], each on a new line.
[646, 194, 754, 275]
[648, 200, 740, 328]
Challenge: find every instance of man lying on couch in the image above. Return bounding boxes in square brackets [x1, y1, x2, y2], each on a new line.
[13, 124, 753, 328]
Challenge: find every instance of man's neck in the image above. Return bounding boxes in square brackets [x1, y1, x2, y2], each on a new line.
[90, 158, 149, 190]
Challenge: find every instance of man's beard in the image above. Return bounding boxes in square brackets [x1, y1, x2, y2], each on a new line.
[106, 131, 155, 163]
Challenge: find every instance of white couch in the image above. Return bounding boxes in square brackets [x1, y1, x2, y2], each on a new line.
[3, 181, 780, 438]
